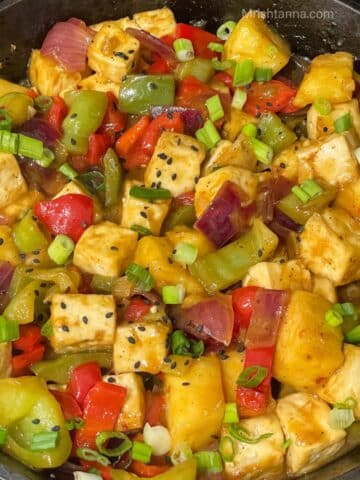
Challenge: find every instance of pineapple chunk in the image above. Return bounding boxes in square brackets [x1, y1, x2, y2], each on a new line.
[29, 50, 81, 97]
[134, 236, 204, 295]
[272, 138, 318, 183]
[276, 393, 346, 476]
[219, 348, 244, 402]
[223, 11, 290, 75]
[222, 414, 285, 479]
[54, 180, 103, 223]
[300, 208, 360, 286]
[78, 73, 120, 97]
[113, 321, 171, 374]
[88, 25, 140, 83]
[103, 373, 145, 431]
[144, 132, 205, 198]
[335, 177, 360, 218]
[0, 226, 20, 266]
[133, 8, 177, 38]
[73, 222, 137, 277]
[91, 17, 139, 33]
[121, 180, 171, 235]
[312, 276, 337, 303]
[194, 166, 258, 217]
[166, 225, 215, 257]
[222, 109, 257, 142]
[164, 355, 225, 451]
[294, 52, 355, 108]
[49, 294, 116, 353]
[0, 153, 27, 210]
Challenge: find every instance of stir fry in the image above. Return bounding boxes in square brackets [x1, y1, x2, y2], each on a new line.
[0, 6, 360, 480]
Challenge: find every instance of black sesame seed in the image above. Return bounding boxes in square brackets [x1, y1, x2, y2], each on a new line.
[32, 250, 40, 255]
[32, 418, 40, 424]
[127, 336, 136, 344]
[0, 238, 4, 246]
[105, 312, 113, 318]
[70, 113, 78, 119]
[60, 302, 67, 309]
[170, 361, 177, 369]
[82, 316, 89, 324]
[19, 253, 26, 259]
[25, 268, 33, 273]
[166, 157, 173, 165]
[194, 176, 199, 184]
[110, 245, 119, 251]
[114, 51, 129, 60]
[61, 325, 69, 332]
[149, 82, 158, 90]
[156, 170, 162, 178]
[279, 162, 286, 169]
[171, 173, 177, 180]
[34, 289, 39, 297]
[266, 102, 273, 107]
[258, 249, 263, 257]
[128, 49, 135, 54]
[32, 258, 40, 264]
[134, 361, 141, 369]
[184, 359, 190, 365]
[323, 126, 328, 133]
[279, 258, 286, 264]
[158, 152, 167, 160]
[168, 257, 173, 264]
[191, 145, 199, 152]
[138, 325, 146, 332]
[140, 211, 147, 218]
[70, 138, 76, 145]
[107, 376, 116, 383]
[151, 182, 156, 188]
[182, 382, 190, 386]
[163, 357, 171, 363]
[32, 215, 37, 222]
[177, 138, 181, 146]
[156, 181, 162, 189]
[52, 425, 60, 432]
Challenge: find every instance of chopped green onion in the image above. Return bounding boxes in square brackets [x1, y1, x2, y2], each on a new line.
[96, 431, 132, 457]
[325, 309, 343, 327]
[345, 325, 360, 344]
[36, 148, 55, 168]
[217, 20, 237, 40]
[171, 329, 204, 358]
[283, 438, 292, 450]
[171, 442, 193, 465]
[219, 436, 234, 462]
[191, 339, 205, 358]
[251, 138, 273, 165]
[58, 162, 78, 180]
[211, 58, 236, 71]
[0, 426, 7, 446]
[232, 89, 247, 110]
[237, 365, 268, 388]
[313, 97, 332, 116]
[337, 302, 357, 320]
[208, 42, 225, 53]
[0, 129, 19, 153]
[34, 95, 53, 112]
[329, 407, 355, 429]
[76, 447, 110, 466]
[162, 284, 185, 305]
[228, 423, 273, 444]
[65, 417, 84, 431]
[18, 134, 43, 159]
[223, 403, 239, 424]
[40, 319, 53, 338]
[173, 38, 195, 62]
[195, 120, 221, 150]
[255, 68, 273, 82]
[233, 60, 255, 87]
[131, 440, 152, 464]
[31, 431, 59, 451]
[335, 113, 352, 133]
[130, 224, 152, 236]
[129, 186, 172, 200]
[291, 185, 311, 203]
[334, 397, 357, 410]
[242, 123, 257, 138]
[195, 451, 223, 473]
[172, 242, 198, 265]
[125, 263, 154, 292]
[206, 94, 225, 122]
[354, 147, 360, 164]
[0, 109, 13, 131]
[301, 179, 324, 198]
[48, 234, 75, 265]
[0, 315, 19, 342]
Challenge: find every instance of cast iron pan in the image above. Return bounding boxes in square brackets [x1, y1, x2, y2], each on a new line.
[0, 0, 360, 478]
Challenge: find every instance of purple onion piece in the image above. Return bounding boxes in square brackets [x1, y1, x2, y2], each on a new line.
[126, 28, 177, 68]
[17, 118, 60, 147]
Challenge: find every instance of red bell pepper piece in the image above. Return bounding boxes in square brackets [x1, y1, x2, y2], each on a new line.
[33, 193, 94, 242]
[124, 296, 152, 323]
[75, 381, 127, 449]
[140, 112, 184, 159]
[145, 392, 165, 426]
[174, 191, 195, 207]
[148, 54, 172, 74]
[130, 461, 170, 478]
[115, 115, 151, 168]
[85, 133, 112, 166]
[52, 390, 83, 420]
[98, 92, 127, 137]
[12, 324, 43, 353]
[214, 72, 235, 93]
[26, 88, 39, 99]
[11, 344, 45, 377]
[232, 286, 260, 340]
[174, 24, 221, 60]
[47, 96, 68, 133]
[243, 80, 297, 117]
[68, 362, 102, 407]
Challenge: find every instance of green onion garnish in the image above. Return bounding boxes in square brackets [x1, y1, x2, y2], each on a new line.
[162, 284, 186, 305]
[326, 302, 357, 327]
[76, 447, 110, 466]
[130, 224, 152, 236]
[335, 113, 352, 133]
[170, 442, 193, 465]
[206, 94, 225, 122]
[223, 402, 239, 424]
[313, 97, 332, 116]
[345, 325, 360, 344]
[173, 38, 195, 62]
[40, 319, 53, 338]
[328, 407, 355, 429]
[131, 440, 152, 464]
[228, 423, 273, 444]
[242, 123, 257, 138]
[0, 315, 19, 342]
[291, 185, 311, 203]
[233, 60, 255, 87]
[65, 417, 84, 431]
[232, 89, 247, 110]
[96, 431, 132, 457]
[125, 262, 154, 292]
[0, 130, 55, 167]
[34, 95, 53, 112]
[170, 330, 204, 358]
[237, 365, 268, 388]
[195, 451, 223, 473]
[251, 138, 274, 165]
[219, 436, 234, 462]
[208, 42, 225, 53]
[216, 20, 237, 40]
[292, 179, 323, 204]
[195, 120, 221, 150]
[172, 242, 198, 265]
[0, 426, 7, 446]
[18, 134, 44, 160]
[30, 431, 59, 451]
[334, 397, 357, 410]
[58, 162, 78, 180]
[325, 309, 343, 327]
[0, 109, 13, 131]
[211, 58, 236, 71]
[47, 234, 75, 266]
[129, 186, 172, 200]
[0, 129, 19, 153]
[255, 67, 273, 82]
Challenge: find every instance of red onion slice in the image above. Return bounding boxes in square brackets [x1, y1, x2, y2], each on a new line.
[18, 118, 60, 147]
[126, 28, 177, 68]
[150, 106, 203, 135]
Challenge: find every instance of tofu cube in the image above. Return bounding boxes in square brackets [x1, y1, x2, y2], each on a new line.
[0, 153, 27, 209]
[276, 393, 346, 476]
[272, 139, 319, 183]
[144, 132, 205, 198]
[103, 373, 145, 431]
[91, 17, 139, 33]
[0, 226, 20, 265]
[49, 294, 116, 352]
[78, 73, 120, 97]
[73, 222, 137, 277]
[195, 166, 258, 217]
[133, 8, 176, 38]
[300, 208, 360, 285]
[29, 50, 82, 96]
[224, 11, 290, 75]
[113, 321, 171, 374]
[222, 414, 285, 479]
[88, 25, 140, 83]
[294, 52, 355, 108]
[121, 180, 171, 235]
[54, 180, 103, 223]
[335, 177, 360, 219]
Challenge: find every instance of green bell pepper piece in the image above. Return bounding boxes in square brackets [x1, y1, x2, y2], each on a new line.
[62, 90, 107, 155]
[104, 148, 122, 207]
[176, 59, 214, 83]
[12, 210, 48, 254]
[257, 112, 297, 155]
[189, 219, 279, 292]
[111, 459, 197, 480]
[165, 205, 196, 231]
[91, 274, 116, 293]
[0, 377, 71, 469]
[0, 92, 33, 127]
[118, 75, 175, 115]
[31, 351, 113, 384]
[4, 280, 43, 324]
